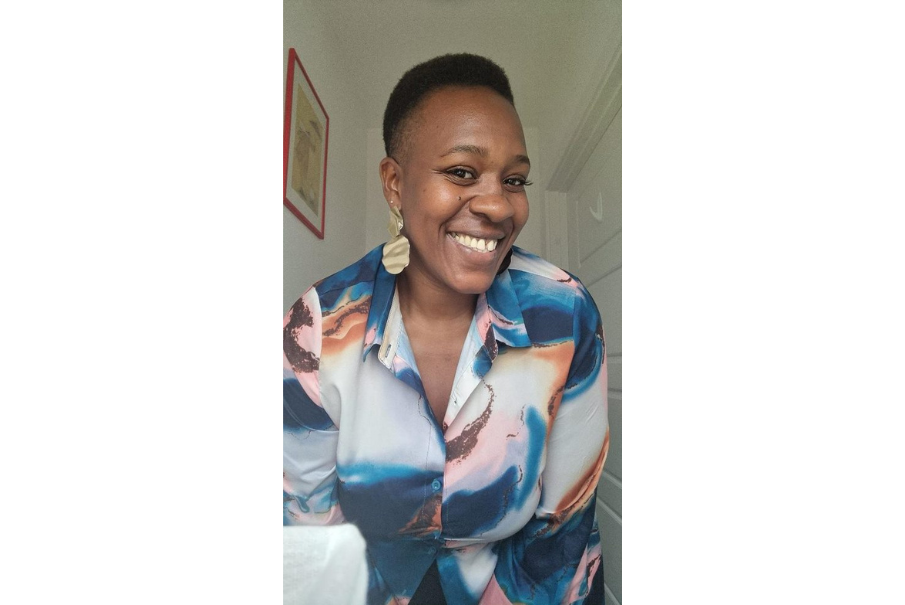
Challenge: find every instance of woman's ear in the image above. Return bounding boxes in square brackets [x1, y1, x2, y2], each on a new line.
[379, 156, 403, 209]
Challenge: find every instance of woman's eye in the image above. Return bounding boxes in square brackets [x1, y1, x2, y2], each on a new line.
[504, 176, 533, 189]
[448, 168, 476, 180]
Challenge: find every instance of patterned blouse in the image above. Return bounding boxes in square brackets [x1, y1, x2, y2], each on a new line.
[283, 245, 609, 605]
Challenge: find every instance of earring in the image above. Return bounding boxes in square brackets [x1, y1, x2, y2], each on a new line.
[382, 205, 410, 274]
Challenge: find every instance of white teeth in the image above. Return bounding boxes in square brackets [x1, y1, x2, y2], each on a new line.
[452, 232, 499, 252]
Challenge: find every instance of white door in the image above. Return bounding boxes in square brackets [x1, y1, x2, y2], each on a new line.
[547, 50, 621, 604]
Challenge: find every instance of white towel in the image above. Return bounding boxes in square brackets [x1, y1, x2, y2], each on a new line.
[283, 524, 368, 605]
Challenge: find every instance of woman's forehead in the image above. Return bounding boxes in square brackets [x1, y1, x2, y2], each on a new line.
[415, 85, 518, 123]
[407, 86, 527, 158]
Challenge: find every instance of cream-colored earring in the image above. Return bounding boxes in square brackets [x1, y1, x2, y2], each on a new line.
[382, 205, 410, 274]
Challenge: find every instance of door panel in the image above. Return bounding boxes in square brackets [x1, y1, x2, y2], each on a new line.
[580, 230, 621, 286]
[598, 471, 622, 517]
[603, 394, 622, 478]
[598, 498, 623, 602]
[607, 355, 622, 391]
[587, 268, 622, 356]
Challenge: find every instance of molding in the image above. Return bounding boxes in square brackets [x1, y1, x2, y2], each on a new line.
[547, 46, 622, 193]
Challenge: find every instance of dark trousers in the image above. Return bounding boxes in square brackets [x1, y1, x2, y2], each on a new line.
[409, 561, 446, 605]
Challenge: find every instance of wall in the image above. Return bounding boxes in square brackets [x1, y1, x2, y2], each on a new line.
[283, 0, 369, 312]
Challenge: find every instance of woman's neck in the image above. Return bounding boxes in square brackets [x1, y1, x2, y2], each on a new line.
[396, 271, 478, 326]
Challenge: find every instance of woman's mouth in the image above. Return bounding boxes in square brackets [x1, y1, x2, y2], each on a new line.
[449, 232, 500, 252]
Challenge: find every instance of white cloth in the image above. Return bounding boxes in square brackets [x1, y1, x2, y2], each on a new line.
[283, 524, 368, 605]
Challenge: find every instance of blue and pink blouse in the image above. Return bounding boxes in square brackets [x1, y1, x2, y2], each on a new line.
[283, 245, 609, 605]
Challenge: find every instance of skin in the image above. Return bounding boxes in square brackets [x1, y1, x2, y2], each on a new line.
[379, 85, 531, 425]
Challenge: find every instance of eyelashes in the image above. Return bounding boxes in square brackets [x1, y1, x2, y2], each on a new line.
[447, 167, 475, 180]
[444, 168, 532, 190]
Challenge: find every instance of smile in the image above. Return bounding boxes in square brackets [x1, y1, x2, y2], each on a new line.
[450, 232, 499, 252]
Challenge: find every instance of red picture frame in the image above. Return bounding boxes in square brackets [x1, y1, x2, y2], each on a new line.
[283, 48, 329, 239]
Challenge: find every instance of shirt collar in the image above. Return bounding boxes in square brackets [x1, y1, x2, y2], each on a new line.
[361, 260, 397, 362]
[361, 263, 532, 363]
[484, 268, 530, 350]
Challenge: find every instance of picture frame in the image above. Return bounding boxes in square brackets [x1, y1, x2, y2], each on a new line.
[284, 48, 329, 239]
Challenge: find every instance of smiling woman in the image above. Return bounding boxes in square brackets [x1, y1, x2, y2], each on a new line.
[284, 54, 609, 605]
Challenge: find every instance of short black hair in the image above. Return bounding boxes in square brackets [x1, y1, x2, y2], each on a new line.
[382, 53, 515, 160]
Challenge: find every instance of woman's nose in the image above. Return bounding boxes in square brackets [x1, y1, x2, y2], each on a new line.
[468, 184, 515, 223]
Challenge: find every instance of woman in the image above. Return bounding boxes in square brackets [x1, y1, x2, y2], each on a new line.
[284, 54, 609, 605]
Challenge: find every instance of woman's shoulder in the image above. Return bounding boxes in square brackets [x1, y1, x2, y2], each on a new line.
[309, 246, 384, 300]
[505, 247, 603, 356]
[497, 247, 600, 346]
[284, 246, 384, 330]
[507, 246, 592, 302]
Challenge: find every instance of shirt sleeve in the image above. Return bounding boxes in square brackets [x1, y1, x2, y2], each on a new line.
[283, 287, 346, 526]
[491, 284, 609, 604]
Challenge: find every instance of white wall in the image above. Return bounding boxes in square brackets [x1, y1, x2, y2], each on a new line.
[365, 128, 387, 254]
[283, 0, 369, 312]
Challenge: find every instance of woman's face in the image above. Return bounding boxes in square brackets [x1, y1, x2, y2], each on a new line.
[385, 85, 530, 297]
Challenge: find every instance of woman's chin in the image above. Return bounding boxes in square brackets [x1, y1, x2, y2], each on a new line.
[443, 270, 499, 296]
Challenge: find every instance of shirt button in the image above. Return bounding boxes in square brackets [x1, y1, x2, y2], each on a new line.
[431, 479, 442, 492]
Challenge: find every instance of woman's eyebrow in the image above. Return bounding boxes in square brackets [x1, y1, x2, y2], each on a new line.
[441, 144, 487, 157]
[441, 144, 531, 167]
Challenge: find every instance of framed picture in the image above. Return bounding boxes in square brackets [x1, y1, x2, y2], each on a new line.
[284, 48, 329, 239]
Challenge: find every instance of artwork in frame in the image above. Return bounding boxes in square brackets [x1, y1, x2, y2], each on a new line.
[284, 48, 329, 239]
